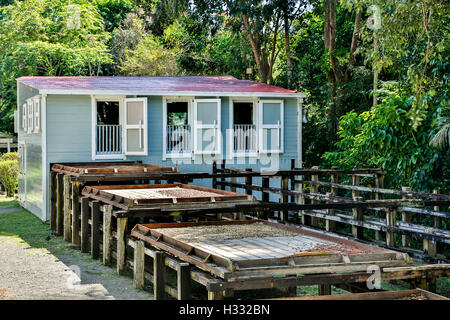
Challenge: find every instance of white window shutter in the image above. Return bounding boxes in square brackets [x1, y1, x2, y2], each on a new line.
[22, 103, 27, 131]
[193, 99, 221, 155]
[34, 97, 40, 133]
[27, 99, 34, 134]
[258, 100, 284, 153]
[124, 98, 147, 156]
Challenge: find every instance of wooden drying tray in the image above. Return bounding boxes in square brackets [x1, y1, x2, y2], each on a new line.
[51, 161, 178, 180]
[131, 220, 413, 280]
[274, 288, 449, 300]
[81, 183, 255, 211]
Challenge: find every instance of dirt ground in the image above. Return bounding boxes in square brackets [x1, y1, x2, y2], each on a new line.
[0, 201, 154, 300]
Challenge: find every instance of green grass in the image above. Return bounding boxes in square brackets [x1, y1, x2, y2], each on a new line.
[0, 196, 67, 253]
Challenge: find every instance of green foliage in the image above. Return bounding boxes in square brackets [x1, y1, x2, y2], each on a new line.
[0, 157, 18, 197]
[324, 92, 449, 192]
[1, 152, 18, 161]
[119, 35, 180, 76]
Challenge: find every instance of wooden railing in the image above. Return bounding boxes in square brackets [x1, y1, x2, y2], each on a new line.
[97, 124, 122, 155]
[212, 161, 450, 263]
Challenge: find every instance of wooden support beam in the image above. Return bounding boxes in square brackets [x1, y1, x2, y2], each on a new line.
[386, 208, 396, 247]
[63, 175, 71, 241]
[212, 161, 217, 189]
[116, 217, 128, 275]
[154, 251, 167, 300]
[49, 171, 57, 231]
[102, 205, 113, 266]
[401, 187, 411, 247]
[56, 173, 64, 236]
[318, 284, 331, 296]
[281, 175, 289, 221]
[177, 263, 191, 300]
[310, 166, 319, 226]
[245, 168, 253, 196]
[423, 189, 440, 257]
[375, 173, 384, 241]
[90, 200, 100, 259]
[208, 290, 224, 300]
[352, 196, 364, 239]
[325, 192, 335, 233]
[80, 197, 90, 253]
[133, 240, 145, 290]
[71, 181, 81, 245]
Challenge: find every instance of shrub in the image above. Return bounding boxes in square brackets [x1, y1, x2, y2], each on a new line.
[0, 159, 18, 197]
[1, 152, 18, 161]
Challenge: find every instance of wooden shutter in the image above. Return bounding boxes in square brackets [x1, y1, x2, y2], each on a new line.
[124, 98, 147, 156]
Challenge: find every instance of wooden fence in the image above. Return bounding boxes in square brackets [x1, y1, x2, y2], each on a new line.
[212, 160, 450, 264]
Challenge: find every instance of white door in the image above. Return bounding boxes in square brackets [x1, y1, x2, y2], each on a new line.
[193, 99, 221, 155]
[124, 98, 148, 156]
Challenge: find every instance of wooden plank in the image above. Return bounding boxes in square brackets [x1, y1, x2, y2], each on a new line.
[71, 181, 81, 245]
[80, 197, 90, 253]
[90, 201, 100, 259]
[318, 284, 331, 296]
[401, 187, 411, 247]
[208, 290, 224, 300]
[56, 173, 64, 236]
[63, 175, 71, 241]
[154, 251, 167, 300]
[102, 205, 113, 266]
[49, 171, 57, 231]
[310, 167, 319, 226]
[281, 175, 289, 221]
[386, 208, 396, 247]
[352, 196, 364, 239]
[116, 217, 128, 275]
[177, 263, 191, 300]
[133, 240, 145, 290]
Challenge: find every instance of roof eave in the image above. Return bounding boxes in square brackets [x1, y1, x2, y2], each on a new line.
[37, 89, 307, 98]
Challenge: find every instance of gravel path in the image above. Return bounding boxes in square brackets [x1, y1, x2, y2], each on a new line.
[0, 224, 154, 300]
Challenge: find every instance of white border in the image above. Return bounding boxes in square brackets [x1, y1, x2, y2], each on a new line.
[258, 99, 284, 154]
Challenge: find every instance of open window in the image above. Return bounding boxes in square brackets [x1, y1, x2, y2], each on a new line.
[231, 100, 257, 156]
[258, 100, 284, 154]
[193, 99, 221, 155]
[95, 99, 121, 156]
[124, 98, 147, 156]
[164, 99, 191, 158]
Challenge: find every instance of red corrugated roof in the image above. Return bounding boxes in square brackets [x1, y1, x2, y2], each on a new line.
[17, 76, 300, 95]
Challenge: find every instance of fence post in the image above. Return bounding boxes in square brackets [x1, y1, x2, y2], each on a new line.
[310, 166, 319, 226]
[90, 201, 100, 259]
[154, 251, 166, 300]
[177, 263, 191, 300]
[80, 197, 90, 253]
[325, 192, 335, 233]
[63, 175, 71, 242]
[401, 187, 411, 247]
[245, 168, 253, 196]
[50, 171, 57, 231]
[212, 161, 217, 189]
[133, 240, 145, 290]
[103, 205, 113, 266]
[56, 173, 64, 236]
[71, 181, 81, 245]
[374, 173, 384, 241]
[281, 175, 289, 221]
[117, 217, 129, 276]
[352, 196, 364, 239]
[386, 207, 396, 247]
[423, 189, 440, 257]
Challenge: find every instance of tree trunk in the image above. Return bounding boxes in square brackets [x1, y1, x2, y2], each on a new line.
[284, 10, 292, 89]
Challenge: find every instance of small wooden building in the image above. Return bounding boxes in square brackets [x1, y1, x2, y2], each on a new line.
[15, 76, 306, 220]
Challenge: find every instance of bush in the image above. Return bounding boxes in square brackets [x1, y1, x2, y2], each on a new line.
[0, 158, 18, 197]
[1, 152, 18, 161]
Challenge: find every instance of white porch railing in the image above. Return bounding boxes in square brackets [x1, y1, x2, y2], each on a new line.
[167, 124, 191, 153]
[97, 124, 122, 155]
[233, 124, 256, 152]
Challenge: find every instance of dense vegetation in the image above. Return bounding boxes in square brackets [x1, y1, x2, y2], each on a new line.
[0, 0, 448, 192]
